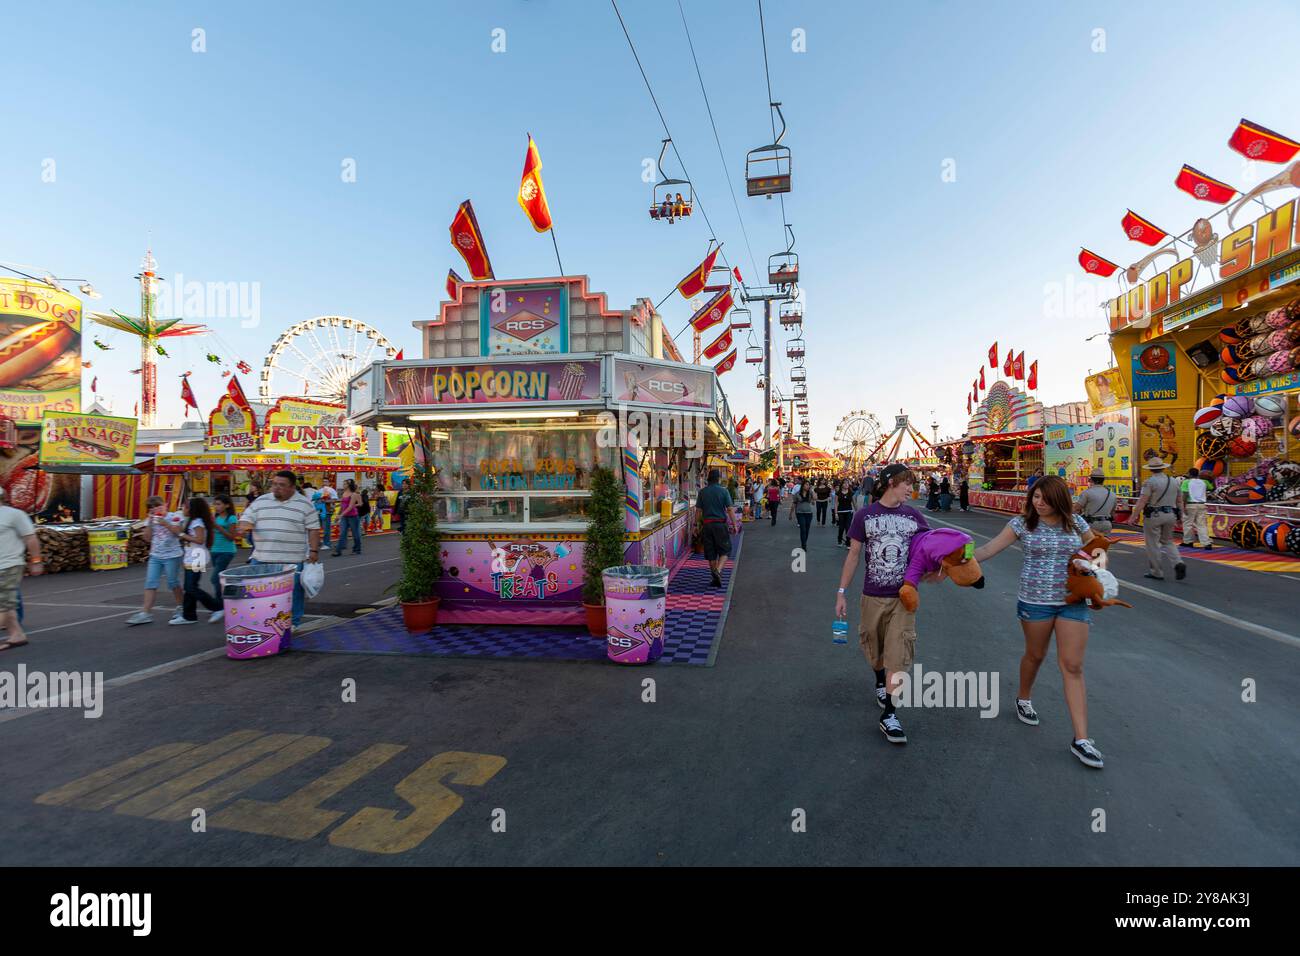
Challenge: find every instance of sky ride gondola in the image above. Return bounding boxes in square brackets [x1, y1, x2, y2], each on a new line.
[744, 344, 764, 364]
[649, 138, 694, 222]
[793, 382, 807, 400]
[790, 365, 806, 383]
[778, 301, 802, 328]
[746, 102, 792, 197]
[730, 305, 753, 330]
[769, 225, 799, 285]
[786, 335, 805, 359]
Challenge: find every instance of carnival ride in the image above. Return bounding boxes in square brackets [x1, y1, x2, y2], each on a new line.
[259, 316, 398, 404]
[833, 411, 884, 469]
[863, 411, 937, 465]
[649, 138, 694, 222]
[90, 250, 207, 429]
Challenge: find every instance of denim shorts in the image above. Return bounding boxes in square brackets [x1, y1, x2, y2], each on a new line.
[145, 554, 183, 590]
[1016, 600, 1092, 624]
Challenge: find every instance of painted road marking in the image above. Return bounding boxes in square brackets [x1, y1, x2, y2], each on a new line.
[927, 513, 1300, 649]
[36, 731, 507, 854]
[26, 610, 138, 634]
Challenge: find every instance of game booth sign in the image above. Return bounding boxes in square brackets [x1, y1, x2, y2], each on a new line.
[1103, 163, 1300, 548]
[348, 274, 742, 625]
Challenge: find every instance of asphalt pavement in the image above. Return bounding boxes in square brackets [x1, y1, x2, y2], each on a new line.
[1, 508, 1296, 865]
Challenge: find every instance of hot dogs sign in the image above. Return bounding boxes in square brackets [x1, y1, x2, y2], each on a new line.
[0, 279, 82, 425]
[39, 412, 138, 467]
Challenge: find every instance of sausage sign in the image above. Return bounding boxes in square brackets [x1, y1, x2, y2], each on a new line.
[39, 412, 138, 467]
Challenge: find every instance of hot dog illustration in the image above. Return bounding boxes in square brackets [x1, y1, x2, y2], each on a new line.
[66, 436, 119, 461]
[0, 320, 78, 388]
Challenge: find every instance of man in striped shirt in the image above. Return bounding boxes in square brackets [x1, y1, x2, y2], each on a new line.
[238, 470, 322, 625]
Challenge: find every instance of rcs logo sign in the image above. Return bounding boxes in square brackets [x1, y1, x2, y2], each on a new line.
[645, 379, 686, 395]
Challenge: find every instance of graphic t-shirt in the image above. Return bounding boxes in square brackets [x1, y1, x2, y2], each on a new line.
[149, 513, 184, 560]
[1009, 513, 1090, 605]
[847, 502, 930, 597]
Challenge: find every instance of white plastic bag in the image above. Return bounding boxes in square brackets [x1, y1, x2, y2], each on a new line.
[301, 561, 325, 598]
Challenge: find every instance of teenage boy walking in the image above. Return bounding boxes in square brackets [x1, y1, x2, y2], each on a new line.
[835, 464, 934, 744]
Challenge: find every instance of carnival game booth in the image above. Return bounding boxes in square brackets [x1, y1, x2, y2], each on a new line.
[965, 382, 1045, 507]
[348, 274, 741, 625]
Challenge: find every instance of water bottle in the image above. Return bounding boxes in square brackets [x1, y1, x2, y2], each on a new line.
[831, 617, 849, 644]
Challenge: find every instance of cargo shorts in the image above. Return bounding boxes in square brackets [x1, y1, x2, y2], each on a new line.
[859, 594, 916, 673]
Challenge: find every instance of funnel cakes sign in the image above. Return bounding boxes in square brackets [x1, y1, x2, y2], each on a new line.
[262, 398, 363, 453]
[206, 392, 259, 451]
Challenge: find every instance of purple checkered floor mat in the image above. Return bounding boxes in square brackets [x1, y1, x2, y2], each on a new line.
[293, 534, 742, 665]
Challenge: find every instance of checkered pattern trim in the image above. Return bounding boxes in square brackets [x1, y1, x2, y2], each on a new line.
[293, 532, 742, 666]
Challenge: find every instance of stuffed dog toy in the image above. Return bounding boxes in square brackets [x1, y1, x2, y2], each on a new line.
[898, 528, 985, 613]
[1066, 536, 1132, 609]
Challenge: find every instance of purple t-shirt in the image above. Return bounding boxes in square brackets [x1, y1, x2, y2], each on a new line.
[847, 502, 930, 596]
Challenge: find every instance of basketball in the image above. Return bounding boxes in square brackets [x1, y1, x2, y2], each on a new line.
[1253, 395, 1286, 418]
[1230, 519, 1263, 548]
[1194, 406, 1222, 427]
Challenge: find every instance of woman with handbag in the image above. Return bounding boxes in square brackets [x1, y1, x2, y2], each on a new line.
[176, 497, 222, 625]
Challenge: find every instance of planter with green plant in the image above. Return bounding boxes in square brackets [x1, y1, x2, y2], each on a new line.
[391, 462, 443, 632]
[581, 464, 627, 637]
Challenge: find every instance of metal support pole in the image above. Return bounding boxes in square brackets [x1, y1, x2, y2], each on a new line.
[764, 297, 772, 455]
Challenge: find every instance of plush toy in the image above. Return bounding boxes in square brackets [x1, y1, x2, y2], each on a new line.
[897, 527, 985, 612]
[1065, 536, 1132, 610]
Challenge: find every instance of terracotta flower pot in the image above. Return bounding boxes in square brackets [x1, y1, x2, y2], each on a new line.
[583, 602, 607, 637]
[400, 597, 440, 633]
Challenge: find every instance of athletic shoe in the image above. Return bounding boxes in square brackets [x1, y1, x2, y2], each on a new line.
[1175, 563, 1187, 580]
[1143, 572, 1164, 580]
[168, 611, 185, 624]
[169, 617, 197, 626]
[125, 611, 152, 626]
[1071, 738, 1104, 768]
[875, 686, 888, 709]
[879, 714, 907, 744]
[710, 572, 721, 588]
[208, 610, 225, 624]
[1016, 699, 1040, 725]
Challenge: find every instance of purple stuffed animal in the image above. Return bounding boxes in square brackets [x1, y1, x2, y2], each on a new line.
[898, 527, 985, 612]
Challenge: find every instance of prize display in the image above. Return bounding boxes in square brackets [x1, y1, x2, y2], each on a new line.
[1218, 298, 1300, 385]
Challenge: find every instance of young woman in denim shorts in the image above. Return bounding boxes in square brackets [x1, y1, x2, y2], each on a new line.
[974, 475, 1105, 769]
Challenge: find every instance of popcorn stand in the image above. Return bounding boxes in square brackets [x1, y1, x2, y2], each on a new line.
[347, 274, 741, 625]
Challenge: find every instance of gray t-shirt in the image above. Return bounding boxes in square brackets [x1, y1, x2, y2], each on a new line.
[1141, 473, 1179, 508]
[1076, 485, 1116, 519]
[149, 512, 184, 560]
[695, 483, 733, 522]
[242, 493, 321, 564]
[1009, 513, 1090, 605]
[0, 505, 36, 571]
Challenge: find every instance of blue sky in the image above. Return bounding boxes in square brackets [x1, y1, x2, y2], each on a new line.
[6, 0, 1299, 446]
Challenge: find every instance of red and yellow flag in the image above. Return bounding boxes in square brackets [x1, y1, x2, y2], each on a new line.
[973, 377, 979, 398]
[1078, 248, 1119, 277]
[967, 393, 972, 416]
[690, 287, 734, 333]
[181, 375, 198, 417]
[735, 414, 749, 434]
[1013, 352, 1025, 381]
[979, 366, 986, 390]
[1003, 350, 1014, 377]
[446, 268, 464, 301]
[747, 429, 762, 444]
[702, 326, 733, 360]
[449, 200, 494, 280]
[1175, 165, 1236, 204]
[677, 246, 721, 299]
[1121, 210, 1168, 246]
[517, 135, 553, 232]
[1027, 360, 1038, 391]
[1228, 118, 1300, 164]
[227, 374, 250, 408]
[988, 343, 997, 369]
[713, 349, 738, 376]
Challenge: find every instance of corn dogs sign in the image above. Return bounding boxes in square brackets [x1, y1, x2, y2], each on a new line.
[0, 279, 82, 425]
[39, 412, 138, 467]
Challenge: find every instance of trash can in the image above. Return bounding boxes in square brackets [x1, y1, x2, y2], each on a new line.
[87, 523, 130, 571]
[219, 564, 297, 659]
[601, 564, 668, 665]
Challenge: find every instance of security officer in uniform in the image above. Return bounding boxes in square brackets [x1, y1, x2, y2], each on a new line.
[1127, 457, 1186, 581]
[1074, 467, 1117, 535]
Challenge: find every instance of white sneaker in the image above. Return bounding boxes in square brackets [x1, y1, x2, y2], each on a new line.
[169, 616, 197, 626]
[125, 611, 153, 626]
[208, 610, 225, 624]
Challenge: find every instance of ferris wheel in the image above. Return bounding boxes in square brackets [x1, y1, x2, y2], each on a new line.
[260, 316, 398, 404]
[833, 410, 884, 469]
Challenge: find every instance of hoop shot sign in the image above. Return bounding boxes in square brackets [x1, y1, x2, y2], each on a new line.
[480, 285, 568, 356]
